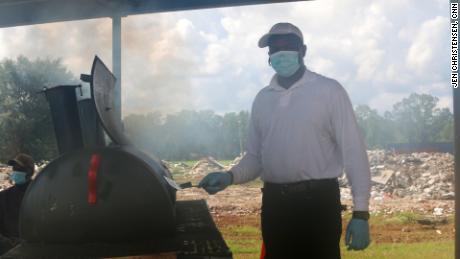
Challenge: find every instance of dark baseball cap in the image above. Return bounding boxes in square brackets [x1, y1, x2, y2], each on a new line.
[258, 22, 303, 48]
[8, 153, 35, 173]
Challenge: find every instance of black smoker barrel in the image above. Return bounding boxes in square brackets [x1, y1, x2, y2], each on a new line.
[19, 145, 176, 243]
[19, 56, 177, 243]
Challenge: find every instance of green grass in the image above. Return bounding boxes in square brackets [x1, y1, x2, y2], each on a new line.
[221, 213, 454, 259]
[367, 211, 420, 225]
[226, 239, 261, 254]
[224, 239, 454, 259]
[380, 212, 419, 225]
[341, 241, 454, 259]
[342, 211, 450, 226]
[226, 226, 261, 235]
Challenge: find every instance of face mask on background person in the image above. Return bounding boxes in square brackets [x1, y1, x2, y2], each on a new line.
[269, 50, 301, 77]
[10, 171, 27, 185]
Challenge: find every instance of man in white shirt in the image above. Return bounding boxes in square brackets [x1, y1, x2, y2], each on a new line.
[199, 22, 371, 259]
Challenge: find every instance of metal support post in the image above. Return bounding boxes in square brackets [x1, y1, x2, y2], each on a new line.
[112, 15, 122, 121]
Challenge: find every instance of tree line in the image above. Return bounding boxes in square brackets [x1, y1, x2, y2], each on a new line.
[354, 94, 453, 149]
[124, 110, 249, 160]
[0, 57, 454, 162]
[124, 93, 453, 160]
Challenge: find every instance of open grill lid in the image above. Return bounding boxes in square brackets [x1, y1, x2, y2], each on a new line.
[90, 56, 130, 145]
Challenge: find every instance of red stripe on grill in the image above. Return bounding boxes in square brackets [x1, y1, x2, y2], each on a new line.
[88, 154, 101, 205]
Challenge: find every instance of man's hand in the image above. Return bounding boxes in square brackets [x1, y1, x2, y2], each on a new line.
[345, 218, 370, 250]
[198, 172, 233, 194]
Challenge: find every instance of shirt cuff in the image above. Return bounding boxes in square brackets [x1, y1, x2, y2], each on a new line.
[352, 196, 369, 211]
[231, 164, 252, 185]
[229, 165, 240, 184]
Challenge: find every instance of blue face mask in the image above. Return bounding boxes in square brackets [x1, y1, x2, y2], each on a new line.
[270, 51, 301, 77]
[10, 171, 27, 185]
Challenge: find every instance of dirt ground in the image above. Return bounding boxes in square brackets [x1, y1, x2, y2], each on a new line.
[213, 213, 455, 244]
[177, 185, 454, 216]
[177, 185, 455, 244]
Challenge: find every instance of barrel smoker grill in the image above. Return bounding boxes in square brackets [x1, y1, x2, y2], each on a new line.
[4, 56, 232, 259]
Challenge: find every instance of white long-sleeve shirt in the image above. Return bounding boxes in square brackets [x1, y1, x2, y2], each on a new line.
[230, 68, 371, 211]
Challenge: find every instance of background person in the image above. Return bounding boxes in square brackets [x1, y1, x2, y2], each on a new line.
[0, 153, 35, 254]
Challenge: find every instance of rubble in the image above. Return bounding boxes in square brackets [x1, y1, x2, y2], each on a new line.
[340, 150, 454, 202]
[167, 151, 456, 215]
[226, 154, 244, 168]
[187, 156, 225, 176]
[193, 156, 225, 170]
[161, 160, 188, 173]
[371, 169, 394, 185]
[0, 150, 456, 216]
[0, 163, 12, 191]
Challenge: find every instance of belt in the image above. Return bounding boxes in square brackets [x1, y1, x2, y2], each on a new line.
[264, 178, 338, 196]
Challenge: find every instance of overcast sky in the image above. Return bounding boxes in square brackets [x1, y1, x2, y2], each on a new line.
[0, 0, 451, 117]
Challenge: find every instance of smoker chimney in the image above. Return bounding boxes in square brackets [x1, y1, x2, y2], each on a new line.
[44, 85, 84, 155]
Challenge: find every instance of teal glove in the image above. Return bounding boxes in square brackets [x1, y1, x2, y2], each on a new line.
[345, 218, 370, 250]
[198, 172, 232, 194]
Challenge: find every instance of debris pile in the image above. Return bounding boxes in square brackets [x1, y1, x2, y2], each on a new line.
[339, 150, 454, 201]
[226, 153, 244, 168]
[0, 151, 456, 216]
[162, 156, 228, 183]
[161, 160, 188, 174]
[0, 163, 12, 190]
[188, 156, 225, 176]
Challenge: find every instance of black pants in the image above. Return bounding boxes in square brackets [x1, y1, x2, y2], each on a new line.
[261, 178, 342, 259]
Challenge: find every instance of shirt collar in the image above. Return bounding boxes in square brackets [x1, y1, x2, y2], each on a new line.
[267, 68, 314, 92]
